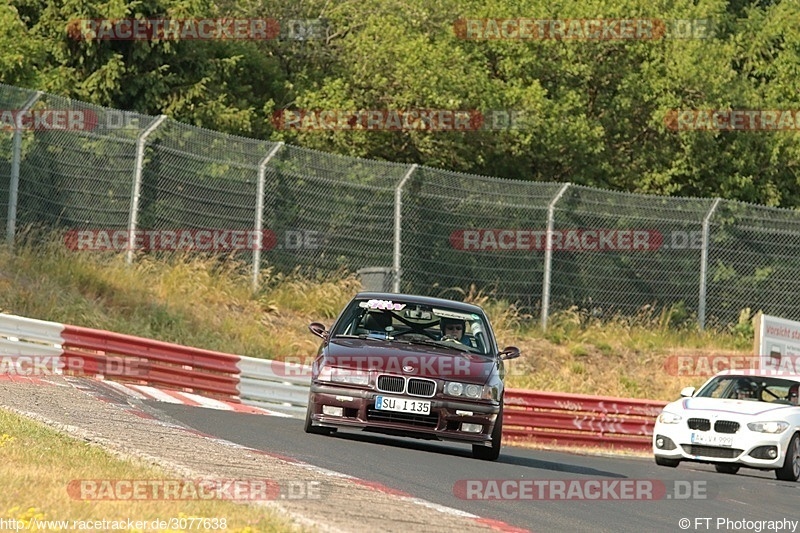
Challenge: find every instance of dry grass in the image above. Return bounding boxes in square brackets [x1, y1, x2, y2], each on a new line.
[0, 409, 299, 532]
[454, 285, 751, 400]
[0, 231, 754, 401]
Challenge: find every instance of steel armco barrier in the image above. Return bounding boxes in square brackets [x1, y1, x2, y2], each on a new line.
[0, 312, 667, 452]
[503, 388, 667, 452]
[237, 356, 310, 416]
[0, 313, 311, 409]
[61, 324, 241, 400]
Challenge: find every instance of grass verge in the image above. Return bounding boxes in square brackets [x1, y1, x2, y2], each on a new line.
[0, 409, 299, 532]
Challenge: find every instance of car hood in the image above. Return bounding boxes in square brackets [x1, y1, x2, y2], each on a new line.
[324, 337, 497, 383]
[665, 397, 798, 418]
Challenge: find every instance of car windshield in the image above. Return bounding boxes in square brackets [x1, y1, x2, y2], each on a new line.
[332, 298, 492, 356]
[695, 375, 800, 404]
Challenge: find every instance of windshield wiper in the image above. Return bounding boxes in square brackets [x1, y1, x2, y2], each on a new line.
[335, 333, 389, 341]
[394, 338, 473, 353]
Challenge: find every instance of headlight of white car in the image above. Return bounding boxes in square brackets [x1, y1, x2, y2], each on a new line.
[747, 421, 789, 434]
[657, 411, 682, 424]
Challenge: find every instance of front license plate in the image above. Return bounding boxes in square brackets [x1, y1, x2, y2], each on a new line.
[690, 432, 733, 447]
[375, 395, 431, 415]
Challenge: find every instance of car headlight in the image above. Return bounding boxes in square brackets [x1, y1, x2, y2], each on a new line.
[747, 421, 789, 434]
[318, 366, 370, 386]
[445, 381, 495, 400]
[445, 382, 463, 396]
[657, 411, 682, 424]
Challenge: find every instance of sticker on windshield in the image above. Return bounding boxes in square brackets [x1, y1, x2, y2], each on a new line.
[433, 308, 474, 321]
[359, 299, 406, 311]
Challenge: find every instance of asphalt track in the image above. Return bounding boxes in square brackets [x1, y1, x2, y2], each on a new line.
[154, 402, 800, 533]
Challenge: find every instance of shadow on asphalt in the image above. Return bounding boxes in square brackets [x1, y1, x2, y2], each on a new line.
[329, 429, 626, 478]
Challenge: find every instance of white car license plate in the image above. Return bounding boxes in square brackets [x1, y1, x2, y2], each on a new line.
[690, 432, 733, 447]
[375, 395, 431, 415]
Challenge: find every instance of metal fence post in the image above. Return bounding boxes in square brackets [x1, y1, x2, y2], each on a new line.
[126, 115, 167, 264]
[253, 142, 284, 291]
[392, 164, 418, 293]
[541, 183, 571, 330]
[698, 198, 721, 330]
[7, 90, 42, 248]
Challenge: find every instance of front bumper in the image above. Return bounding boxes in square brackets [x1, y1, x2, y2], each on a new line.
[652, 422, 792, 468]
[309, 383, 500, 445]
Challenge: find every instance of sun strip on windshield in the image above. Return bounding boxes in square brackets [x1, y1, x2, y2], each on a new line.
[432, 308, 475, 321]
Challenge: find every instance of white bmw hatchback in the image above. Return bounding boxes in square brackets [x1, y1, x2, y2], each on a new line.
[653, 369, 800, 481]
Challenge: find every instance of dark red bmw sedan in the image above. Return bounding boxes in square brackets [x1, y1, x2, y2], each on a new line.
[305, 292, 520, 460]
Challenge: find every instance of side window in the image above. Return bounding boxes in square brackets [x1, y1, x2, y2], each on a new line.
[698, 378, 730, 398]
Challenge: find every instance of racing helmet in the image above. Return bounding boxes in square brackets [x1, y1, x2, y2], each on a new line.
[735, 381, 757, 399]
[788, 384, 799, 405]
[440, 317, 466, 338]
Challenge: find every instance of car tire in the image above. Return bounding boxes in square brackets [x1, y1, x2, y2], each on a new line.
[714, 464, 740, 475]
[303, 400, 335, 435]
[775, 433, 800, 482]
[655, 456, 680, 468]
[473, 405, 502, 461]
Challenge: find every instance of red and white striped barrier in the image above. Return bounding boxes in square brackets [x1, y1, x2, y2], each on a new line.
[504, 388, 667, 452]
[0, 313, 668, 451]
[0, 313, 309, 413]
[61, 324, 241, 400]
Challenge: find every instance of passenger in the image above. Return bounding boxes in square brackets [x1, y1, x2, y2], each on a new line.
[363, 311, 392, 333]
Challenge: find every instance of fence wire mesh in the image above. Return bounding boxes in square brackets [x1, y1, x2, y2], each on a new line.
[401, 166, 566, 309]
[707, 201, 800, 326]
[263, 145, 410, 274]
[549, 186, 717, 320]
[0, 84, 42, 236]
[6, 82, 800, 327]
[138, 119, 273, 263]
[0, 87, 158, 242]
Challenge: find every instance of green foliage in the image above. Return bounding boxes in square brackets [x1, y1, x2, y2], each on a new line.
[729, 307, 755, 341]
[3, 0, 800, 206]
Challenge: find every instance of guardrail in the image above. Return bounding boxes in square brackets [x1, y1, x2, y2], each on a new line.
[61, 324, 241, 400]
[237, 356, 311, 416]
[0, 313, 310, 410]
[0, 312, 666, 452]
[503, 389, 667, 452]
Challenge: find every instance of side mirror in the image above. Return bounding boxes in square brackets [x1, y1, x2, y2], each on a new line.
[498, 346, 520, 360]
[680, 386, 696, 398]
[308, 322, 329, 340]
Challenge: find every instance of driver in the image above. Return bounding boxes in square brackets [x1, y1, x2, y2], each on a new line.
[440, 317, 470, 346]
[788, 384, 799, 406]
[735, 381, 756, 400]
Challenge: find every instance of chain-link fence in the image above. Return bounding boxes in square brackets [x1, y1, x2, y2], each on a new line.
[3, 82, 800, 328]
